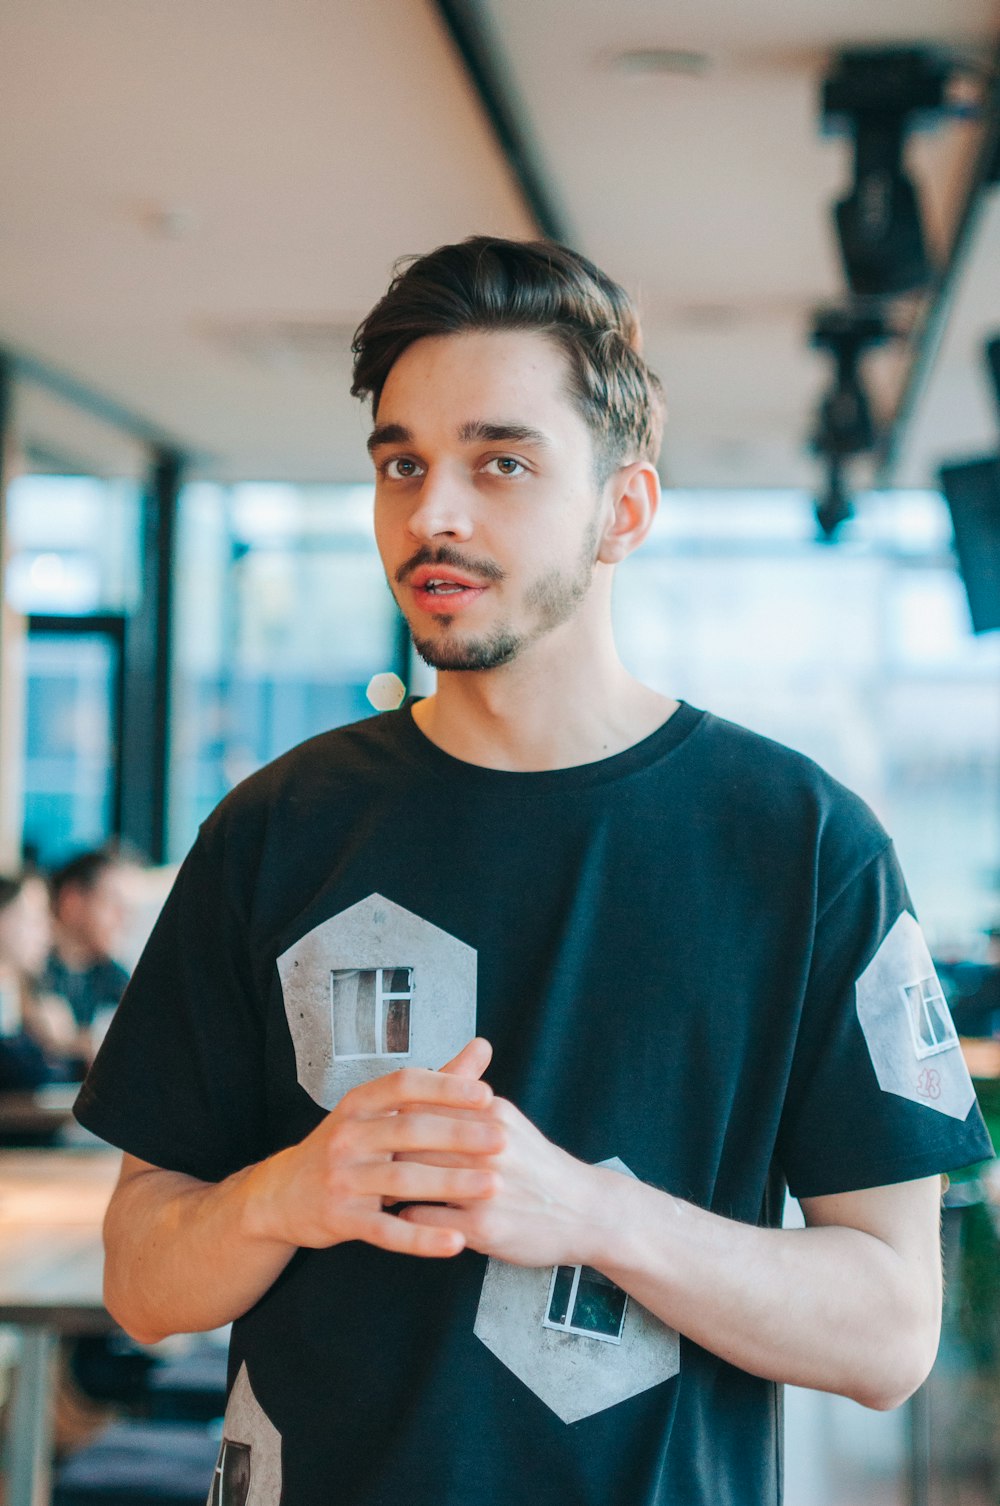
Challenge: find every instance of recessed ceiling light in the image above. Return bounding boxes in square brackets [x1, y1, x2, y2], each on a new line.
[140, 205, 198, 240]
[611, 49, 712, 78]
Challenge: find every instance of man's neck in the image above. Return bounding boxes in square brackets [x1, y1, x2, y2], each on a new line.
[410, 640, 677, 772]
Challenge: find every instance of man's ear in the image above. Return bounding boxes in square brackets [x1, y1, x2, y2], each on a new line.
[597, 461, 660, 565]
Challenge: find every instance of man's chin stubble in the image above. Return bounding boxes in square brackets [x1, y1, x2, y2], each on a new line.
[410, 624, 523, 672]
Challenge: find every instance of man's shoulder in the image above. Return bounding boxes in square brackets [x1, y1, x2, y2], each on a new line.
[207, 708, 410, 829]
[692, 707, 892, 891]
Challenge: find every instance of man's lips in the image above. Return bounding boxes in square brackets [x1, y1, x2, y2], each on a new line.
[407, 566, 489, 615]
[408, 566, 485, 590]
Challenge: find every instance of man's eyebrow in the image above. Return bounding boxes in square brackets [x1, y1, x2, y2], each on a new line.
[367, 423, 413, 454]
[367, 419, 553, 455]
[457, 420, 551, 448]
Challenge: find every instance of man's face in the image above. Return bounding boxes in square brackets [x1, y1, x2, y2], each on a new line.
[0, 879, 51, 978]
[370, 330, 610, 671]
[60, 866, 133, 960]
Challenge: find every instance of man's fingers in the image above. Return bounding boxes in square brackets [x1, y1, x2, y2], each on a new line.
[353, 1211, 466, 1259]
[398, 1204, 473, 1234]
[439, 1037, 493, 1080]
[363, 1111, 504, 1157]
[356, 1161, 496, 1202]
[392, 1149, 477, 1170]
[343, 1064, 492, 1115]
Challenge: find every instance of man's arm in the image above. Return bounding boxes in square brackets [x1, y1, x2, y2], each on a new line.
[591, 1171, 941, 1409]
[397, 1095, 944, 1410]
[102, 1041, 502, 1345]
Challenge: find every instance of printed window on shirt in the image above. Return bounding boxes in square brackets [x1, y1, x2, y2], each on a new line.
[901, 975, 958, 1059]
[331, 967, 412, 1059]
[542, 1264, 628, 1344]
[210, 1440, 251, 1506]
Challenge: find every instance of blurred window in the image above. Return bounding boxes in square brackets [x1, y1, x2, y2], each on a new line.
[6, 474, 141, 615]
[169, 482, 400, 858]
[21, 623, 123, 866]
[5, 474, 141, 864]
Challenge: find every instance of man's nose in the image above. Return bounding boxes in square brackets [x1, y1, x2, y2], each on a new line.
[405, 465, 474, 542]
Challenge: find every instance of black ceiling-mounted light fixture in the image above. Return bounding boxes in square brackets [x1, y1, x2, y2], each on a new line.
[822, 48, 952, 297]
[809, 308, 891, 458]
[814, 457, 855, 540]
[808, 309, 893, 539]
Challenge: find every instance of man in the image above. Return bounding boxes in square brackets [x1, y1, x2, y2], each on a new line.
[76, 238, 992, 1506]
[43, 849, 134, 1033]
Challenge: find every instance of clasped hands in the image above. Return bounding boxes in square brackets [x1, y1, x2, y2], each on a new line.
[261, 1037, 616, 1267]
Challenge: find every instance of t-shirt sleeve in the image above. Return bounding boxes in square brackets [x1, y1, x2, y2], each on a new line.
[73, 817, 268, 1183]
[776, 840, 994, 1199]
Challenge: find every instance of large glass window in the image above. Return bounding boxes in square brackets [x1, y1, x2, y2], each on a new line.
[169, 482, 400, 858]
[5, 473, 141, 617]
[5, 472, 142, 864]
[21, 624, 123, 866]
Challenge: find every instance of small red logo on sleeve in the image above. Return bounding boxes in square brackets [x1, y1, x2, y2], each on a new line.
[916, 1067, 942, 1100]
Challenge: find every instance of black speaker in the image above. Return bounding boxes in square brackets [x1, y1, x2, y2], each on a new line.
[939, 457, 1000, 633]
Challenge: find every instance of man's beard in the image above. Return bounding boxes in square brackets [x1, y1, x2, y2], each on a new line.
[406, 515, 600, 673]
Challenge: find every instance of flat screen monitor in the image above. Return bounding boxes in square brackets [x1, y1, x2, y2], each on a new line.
[939, 456, 1000, 633]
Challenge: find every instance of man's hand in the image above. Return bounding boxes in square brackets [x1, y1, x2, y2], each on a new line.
[396, 1091, 606, 1268]
[246, 1038, 506, 1259]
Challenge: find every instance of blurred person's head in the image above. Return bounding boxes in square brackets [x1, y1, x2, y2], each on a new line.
[49, 848, 137, 966]
[0, 872, 53, 978]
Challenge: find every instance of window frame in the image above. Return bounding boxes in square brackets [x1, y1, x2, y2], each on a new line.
[900, 975, 958, 1060]
[541, 1263, 628, 1345]
[330, 965, 413, 1061]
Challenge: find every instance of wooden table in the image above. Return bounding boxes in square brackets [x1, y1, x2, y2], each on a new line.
[0, 1147, 120, 1506]
[0, 1087, 79, 1143]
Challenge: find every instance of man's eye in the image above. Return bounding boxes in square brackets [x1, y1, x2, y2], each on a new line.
[484, 457, 525, 477]
[383, 457, 421, 479]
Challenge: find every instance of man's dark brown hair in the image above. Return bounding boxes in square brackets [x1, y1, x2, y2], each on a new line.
[351, 236, 664, 482]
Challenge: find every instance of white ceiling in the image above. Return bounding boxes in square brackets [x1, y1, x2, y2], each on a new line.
[0, 0, 997, 489]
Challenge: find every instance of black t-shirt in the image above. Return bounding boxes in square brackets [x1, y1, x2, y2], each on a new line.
[75, 702, 993, 1506]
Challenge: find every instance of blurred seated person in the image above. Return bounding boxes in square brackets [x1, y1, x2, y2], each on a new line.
[42, 848, 137, 1038]
[947, 925, 1000, 1039]
[0, 872, 82, 1089]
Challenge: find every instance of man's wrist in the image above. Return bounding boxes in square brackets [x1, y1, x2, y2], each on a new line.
[235, 1151, 300, 1251]
[569, 1161, 647, 1270]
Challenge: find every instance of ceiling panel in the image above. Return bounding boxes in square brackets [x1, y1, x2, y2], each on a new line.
[0, 0, 535, 481]
[0, 0, 996, 485]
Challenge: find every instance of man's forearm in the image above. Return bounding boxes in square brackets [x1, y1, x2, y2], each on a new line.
[103, 1158, 297, 1345]
[585, 1170, 941, 1410]
[101, 1045, 502, 1343]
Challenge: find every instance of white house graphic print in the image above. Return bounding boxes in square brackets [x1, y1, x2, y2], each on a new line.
[475, 1158, 681, 1424]
[855, 911, 975, 1120]
[207, 1362, 281, 1506]
[276, 894, 477, 1109]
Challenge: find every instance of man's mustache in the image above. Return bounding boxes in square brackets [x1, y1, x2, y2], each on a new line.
[395, 545, 506, 587]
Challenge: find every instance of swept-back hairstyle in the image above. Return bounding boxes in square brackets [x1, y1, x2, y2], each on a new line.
[351, 236, 664, 482]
